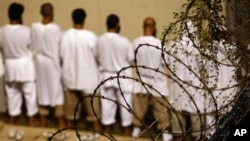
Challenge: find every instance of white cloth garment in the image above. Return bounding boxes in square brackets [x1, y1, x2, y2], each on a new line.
[214, 51, 237, 111]
[97, 32, 133, 93]
[205, 41, 238, 137]
[132, 36, 169, 97]
[101, 87, 133, 127]
[5, 81, 37, 116]
[206, 41, 238, 112]
[167, 21, 206, 113]
[60, 28, 99, 93]
[96, 32, 133, 127]
[31, 22, 64, 106]
[0, 24, 37, 116]
[168, 36, 204, 113]
[0, 24, 35, 82]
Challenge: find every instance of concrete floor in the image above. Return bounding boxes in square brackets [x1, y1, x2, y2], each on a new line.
[0, 106, 163, 141]
[0, 122, 153, 141]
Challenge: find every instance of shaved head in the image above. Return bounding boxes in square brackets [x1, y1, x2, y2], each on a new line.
[143, 17, 156, 29]
[40, 3, 53, 17]
[143, 17, 157, 36]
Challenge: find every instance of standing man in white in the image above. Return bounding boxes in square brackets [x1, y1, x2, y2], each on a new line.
[131, 17, 172, 141]
[205, 28, 238, 138]
[31, 3, 65, 129]
[168, 21, 205, 141]
[96, 14, 134, 136]
[0, 2, 38, 126]
[60, 8, 102, 139]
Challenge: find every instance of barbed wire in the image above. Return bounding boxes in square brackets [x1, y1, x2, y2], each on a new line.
[49, 0, 250, 141]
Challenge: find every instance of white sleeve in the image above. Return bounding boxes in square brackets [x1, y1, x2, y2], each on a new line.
[89, 33, 98, 57]
[60, 35, 71, 62]
[95, 37, 102, 64]
[127, 40, 134, 63]
[26, 27, 32, 49]
[55, 25, 62, 45]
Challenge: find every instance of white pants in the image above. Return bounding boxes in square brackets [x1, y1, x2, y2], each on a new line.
[101, 87, 133, 127]
[5, 81, 38, 116]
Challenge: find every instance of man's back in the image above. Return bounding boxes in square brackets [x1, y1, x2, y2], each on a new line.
[97, 32, 133, 72]
[31, 22, 61, 60]
[0, 24, 30, 58]
[133, 36, 163, 77]
[0, 24, 35, 82]
[132, 36, 169, 96]
[60, 28, 99, 92]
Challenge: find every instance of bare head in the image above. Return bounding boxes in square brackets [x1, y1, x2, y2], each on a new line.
[8, 2, 24, 24]
[143, 17, 157, 36]
[106, 14, 120, 33]
[72, 8, 86, 29]
[72, 8, 86, 25]
[40, 3, 53, 19]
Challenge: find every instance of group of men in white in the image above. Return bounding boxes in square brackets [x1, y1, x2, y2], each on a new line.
[0, 2, 238, 141]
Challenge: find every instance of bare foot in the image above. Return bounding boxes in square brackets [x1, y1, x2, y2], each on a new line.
[123, 126, 132, 136]
[39, 115, 47, 127]
[9, 116, 17, 124]
[103, 125, 112, 135]
[66, 120, 74, 129]
[93, 121, 102, 133]
[58, 116, 66, 129]
[29, 116, 39, 127]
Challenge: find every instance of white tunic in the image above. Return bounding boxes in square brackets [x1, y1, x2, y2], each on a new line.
[60, 28, 99, 93]
[31, 22, 64, 106]
[168, 37, 204, 113]
[132, 36, 169, 97]
[96, 33, 133, 93]
[0, 24, 35, 82]
[206, 41, 238, 113]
